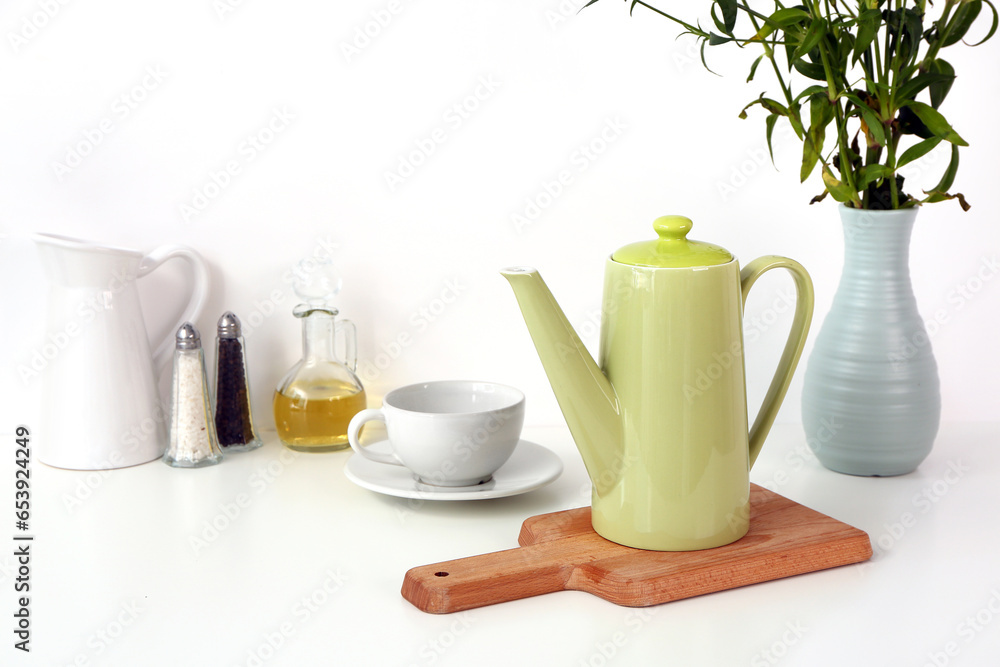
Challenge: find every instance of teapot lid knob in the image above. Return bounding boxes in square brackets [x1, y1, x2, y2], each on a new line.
[653, 215, 693, 240]
[612, 214, 732, 268]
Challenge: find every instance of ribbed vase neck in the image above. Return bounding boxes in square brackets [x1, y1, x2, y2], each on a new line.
[839, 206, 917, 270]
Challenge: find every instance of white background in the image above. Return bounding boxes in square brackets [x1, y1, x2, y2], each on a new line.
[1, 2, 1000, 667]
[2, 0, 999, 429]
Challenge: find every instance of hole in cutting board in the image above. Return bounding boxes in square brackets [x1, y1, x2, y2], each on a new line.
[434, 572, 449, 577]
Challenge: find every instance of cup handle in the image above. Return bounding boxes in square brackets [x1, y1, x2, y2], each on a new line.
[740, 256, 815, 469]
[348, 408, 404, 466]
[138, 245, 210, 372]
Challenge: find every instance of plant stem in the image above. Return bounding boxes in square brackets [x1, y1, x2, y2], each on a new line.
[815, 24, 861, 205]
[746, 11, 802, 138]
[919, 0, 959, 71]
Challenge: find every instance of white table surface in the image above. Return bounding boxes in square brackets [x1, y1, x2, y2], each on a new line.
[6, 422, 1000, 667]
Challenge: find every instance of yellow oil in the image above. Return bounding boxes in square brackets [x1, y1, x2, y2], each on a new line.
[273, 380, 367, 452]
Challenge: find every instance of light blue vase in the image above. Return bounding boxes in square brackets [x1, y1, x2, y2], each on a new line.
[801, 205, 940, 476]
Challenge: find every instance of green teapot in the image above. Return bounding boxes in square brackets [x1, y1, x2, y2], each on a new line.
[502, 215, 814, 551]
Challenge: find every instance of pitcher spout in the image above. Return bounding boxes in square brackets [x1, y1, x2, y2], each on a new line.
[500, 267, 623, 496]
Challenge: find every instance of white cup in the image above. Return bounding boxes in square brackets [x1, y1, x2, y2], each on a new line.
[347, 380, 525, 487]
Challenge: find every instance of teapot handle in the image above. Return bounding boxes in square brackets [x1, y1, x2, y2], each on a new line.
[138, 245, 210, 372]
[740, 256, 814, 468]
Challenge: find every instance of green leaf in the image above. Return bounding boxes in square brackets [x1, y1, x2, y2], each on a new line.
[801, 95, 833, 182]
[801, 135, 822, 183]
[793, 84, 829, 104]
[751, 21, 775, 42]
[903, 7, 924, 62]
[795, 18, 827, 58]
[858, 8, 883, 23]
[895, 72, 955, 105]
[905, 101, 969, 146]
[923, 191, 971, 211]
[709, 32, 733, 45]
[859, 106, 886, 147]
[822, 165, 858, 203]
[852, 13, 880, 64]
[843, 92, 886, 147]
[929, 60, 956, 109]
[747, 54, 764, 83]
[739, 95, 788, 120]
[809, 189, 830, 205]
[896, 136, 943, 169]
[769, 7, 811, 28]
[942, 0, 983, 47]
[699, 40, 720, 76]
[792, 59, 828, 81]
[931, 143, 960, 193]
[787, 101, 804, 139]
[718, 0, 737, 34]
[765, 113, 779, 165]
[857, 164, 892, 189]
[970, 0, 999, 46]
[710, 3, 729, 35]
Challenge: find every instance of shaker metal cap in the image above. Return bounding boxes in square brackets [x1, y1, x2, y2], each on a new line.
[217, 311, 242, 338]
[175, 322, 202, 349]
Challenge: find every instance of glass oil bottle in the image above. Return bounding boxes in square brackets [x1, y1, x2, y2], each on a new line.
[273, 252, 366, 452]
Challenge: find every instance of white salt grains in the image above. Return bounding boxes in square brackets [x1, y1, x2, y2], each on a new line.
[164, 329, 223, 468]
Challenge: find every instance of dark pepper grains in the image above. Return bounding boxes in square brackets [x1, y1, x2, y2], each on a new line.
[215, 337, 256, 447]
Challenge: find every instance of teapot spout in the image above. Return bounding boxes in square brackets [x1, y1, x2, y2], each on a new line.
[501, 267, 622, 496]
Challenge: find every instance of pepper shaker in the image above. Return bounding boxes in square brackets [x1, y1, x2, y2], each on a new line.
[214, 312, 262, 452]
[163, 323, 223, 468]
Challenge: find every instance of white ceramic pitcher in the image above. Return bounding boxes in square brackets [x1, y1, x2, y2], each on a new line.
[33, 234, 209, 470]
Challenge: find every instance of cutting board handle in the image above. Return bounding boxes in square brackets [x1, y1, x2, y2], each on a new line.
[402, 541, 578, 614]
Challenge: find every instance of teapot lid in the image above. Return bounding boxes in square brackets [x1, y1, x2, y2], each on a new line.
[612, 215, 733, 268]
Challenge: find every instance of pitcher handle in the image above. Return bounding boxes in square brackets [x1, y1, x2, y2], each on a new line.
[138, 245, 210, 372]
[740, 256, 814, 468]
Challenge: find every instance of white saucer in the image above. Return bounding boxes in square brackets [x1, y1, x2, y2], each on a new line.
[344, 440, 563, 501]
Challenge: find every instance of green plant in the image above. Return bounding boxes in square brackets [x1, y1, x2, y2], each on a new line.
[588, 1, 997, 209]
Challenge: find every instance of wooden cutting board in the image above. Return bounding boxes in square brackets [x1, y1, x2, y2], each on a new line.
[402, 484, 872, 614]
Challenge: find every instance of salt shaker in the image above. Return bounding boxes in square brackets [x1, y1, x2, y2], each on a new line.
[214, 312, 262, 452]
[163, 323, 223, 468]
